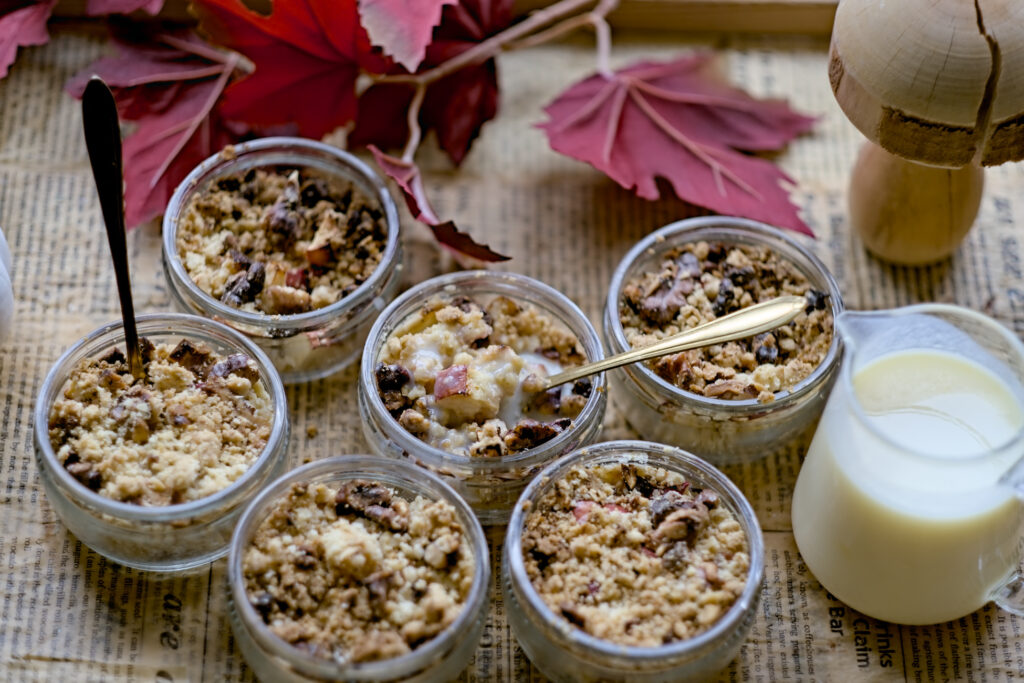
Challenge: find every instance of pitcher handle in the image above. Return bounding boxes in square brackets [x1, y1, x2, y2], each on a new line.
[992, 571, 1024, 616]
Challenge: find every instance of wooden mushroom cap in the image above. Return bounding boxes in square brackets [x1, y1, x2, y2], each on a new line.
[829, 0, 1024, 168]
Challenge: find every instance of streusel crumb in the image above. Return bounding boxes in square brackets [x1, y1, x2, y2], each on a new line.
[243, 480, 474, 663]
[48, 338, 272, 505]
[176, 166, 387, 316]
[522, 462, 749, 647]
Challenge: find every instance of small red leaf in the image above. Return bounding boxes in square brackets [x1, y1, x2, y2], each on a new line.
[86, 0, 163, 15]
[193, 0, 388, 138]
[349, 83, 413, 151]
[358, 0, 456, 72]
[539, 54, 817, 235]
[368, 145, 509, 262]
[0, 0, 56, 80]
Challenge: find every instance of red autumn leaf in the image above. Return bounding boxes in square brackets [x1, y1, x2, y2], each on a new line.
[67, 26, 246, 227]
[357, 0, 456, 72]
[86, 0, 163, 15]
[193, 0, 388, 139]
[539, 54, 817, 235]
[368, 145, 509, 262]
[350, 0, 513, 165]
[0, 0, 57, 80]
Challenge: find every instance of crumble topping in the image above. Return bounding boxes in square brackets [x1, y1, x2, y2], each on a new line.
[619, 240, 833, 402]
[176, 165, 387, 316]
[243, 480, 474, 663]
[522, 462, 749, 647]
[375, 295, 592, 457]
[47, 338, 272, 505]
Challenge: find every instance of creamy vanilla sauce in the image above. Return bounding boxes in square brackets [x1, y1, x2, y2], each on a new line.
[792, 349, 1024, 624]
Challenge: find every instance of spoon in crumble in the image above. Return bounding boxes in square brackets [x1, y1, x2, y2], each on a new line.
[82, 76, 144, 380]
[541, 294, 810, 390]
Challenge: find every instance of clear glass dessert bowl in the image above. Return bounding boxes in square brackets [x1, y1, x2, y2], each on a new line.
[227, 455, 490, 682]
[503, 440, 765, 682]
[604, 216, 844, 464]
[358, 270, 608, 526]
[33, 313, 289, 571]
[162, 137, 403, 384]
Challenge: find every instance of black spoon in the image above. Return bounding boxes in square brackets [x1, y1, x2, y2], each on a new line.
[82, 76, 143, 380]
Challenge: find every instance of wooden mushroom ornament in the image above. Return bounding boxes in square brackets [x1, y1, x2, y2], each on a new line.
[829, 0, 1024, 265]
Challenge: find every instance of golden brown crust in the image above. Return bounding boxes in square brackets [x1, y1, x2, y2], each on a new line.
[242, 481, 474, 663]
[48, 340, 272, 505]
[176, 166, 387, 315]
[522, 462, 749, 647]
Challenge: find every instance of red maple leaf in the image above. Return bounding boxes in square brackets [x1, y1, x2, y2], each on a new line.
[0, 0, 57, 80]
[85, 0, 163, 15]
[67, 26, 246, 227]
[539, 54, 817, 234]
[351, 0, 513, 165]
[358, 0, 456, 72]
[193, 0, 388, 139]
[369, 145, 509, 262]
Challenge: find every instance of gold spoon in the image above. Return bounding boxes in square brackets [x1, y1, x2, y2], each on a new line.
[82, 77, 144, 380]
[541, 295, 809, 390]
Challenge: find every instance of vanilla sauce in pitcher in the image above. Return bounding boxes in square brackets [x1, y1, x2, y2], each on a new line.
[792, 346, 1024, 625]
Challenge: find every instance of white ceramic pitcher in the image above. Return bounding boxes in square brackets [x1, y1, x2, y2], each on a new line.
[792, 304, 1024, 625]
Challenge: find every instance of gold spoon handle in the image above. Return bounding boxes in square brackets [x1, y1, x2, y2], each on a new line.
[82, 77, 143, 380]
[543, 295, 808, 390]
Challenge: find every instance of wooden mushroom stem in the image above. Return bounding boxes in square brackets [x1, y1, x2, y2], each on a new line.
[848, 142, 984, 266]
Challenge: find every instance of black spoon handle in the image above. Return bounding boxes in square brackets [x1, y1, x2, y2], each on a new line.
[82, 77, 142, 379]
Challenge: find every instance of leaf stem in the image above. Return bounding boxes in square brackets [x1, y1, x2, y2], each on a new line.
[375, 0, 619, 86]
[402, 83, 427, 162]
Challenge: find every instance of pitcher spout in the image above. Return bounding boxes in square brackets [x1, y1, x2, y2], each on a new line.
[834, 310, 890, 353]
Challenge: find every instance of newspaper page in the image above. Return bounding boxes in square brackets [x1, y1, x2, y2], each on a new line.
[1, 22, 1023, 682]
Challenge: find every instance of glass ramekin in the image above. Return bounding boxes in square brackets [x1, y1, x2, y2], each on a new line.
[604, 217, 844, 464]
[33, 313, 290, 572]
[503, 440, 764, 682]
[227, 455, 490, 682]
[162, 137, 403, 384]
[358, 270, 608, 526]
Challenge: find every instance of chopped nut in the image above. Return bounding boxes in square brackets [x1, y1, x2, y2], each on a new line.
[285, 267, 309, 290]
[221, 262, 266, 307]
[335, 480, 408, 532]
[263, 284, 312, 315]
[503, 418, 564, 451]
[168, 339, 214, 377]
